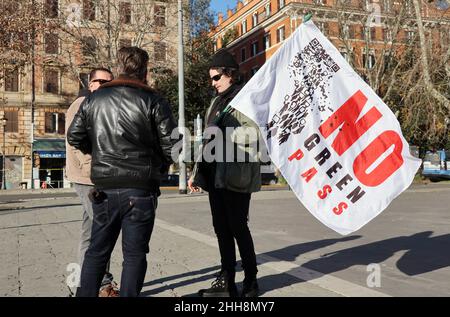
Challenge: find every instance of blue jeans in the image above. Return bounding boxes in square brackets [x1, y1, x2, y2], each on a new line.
[76, 188, 157, 297]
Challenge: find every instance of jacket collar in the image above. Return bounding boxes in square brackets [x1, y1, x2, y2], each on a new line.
[99, 75, 155, 93]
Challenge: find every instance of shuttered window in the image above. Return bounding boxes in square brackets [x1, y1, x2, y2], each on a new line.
[4, 69, 19, 92]
[83, 0, 95, 21]
[4, 110, 18, 133]
[154, 5, 166, 27]
[154, 42, 167, 62]
[44, 69, 59, 94]
[120, 2, 132, 24]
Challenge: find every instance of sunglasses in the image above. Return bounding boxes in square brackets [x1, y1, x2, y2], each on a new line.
[211, 74, 223, 82]
[90, 79, 111, 85]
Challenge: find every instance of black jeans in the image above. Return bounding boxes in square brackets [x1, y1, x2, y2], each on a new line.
[76, 188, 157, 297]
[208, 188, 258, 278]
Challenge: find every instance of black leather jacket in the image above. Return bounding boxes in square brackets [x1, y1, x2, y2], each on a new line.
[67, 76, 177, 191]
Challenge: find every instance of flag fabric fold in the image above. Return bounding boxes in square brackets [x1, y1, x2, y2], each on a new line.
[229, 21, 421, 235]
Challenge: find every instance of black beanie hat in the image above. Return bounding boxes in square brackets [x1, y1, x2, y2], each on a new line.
[210, 50, 239, 70]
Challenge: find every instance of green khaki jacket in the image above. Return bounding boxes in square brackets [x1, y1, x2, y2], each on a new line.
[192, 97, 261, 193]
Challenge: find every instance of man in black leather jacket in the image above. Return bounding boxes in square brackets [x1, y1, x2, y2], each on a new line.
[67, 47, 177, 297]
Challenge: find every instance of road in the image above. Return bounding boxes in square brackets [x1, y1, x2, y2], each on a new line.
[0, 183, 449, 297]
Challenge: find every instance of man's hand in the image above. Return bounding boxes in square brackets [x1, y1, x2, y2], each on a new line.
[188, 177, 201, 194]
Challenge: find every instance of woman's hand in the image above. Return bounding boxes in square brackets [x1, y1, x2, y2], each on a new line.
[188, 177, 201, 194]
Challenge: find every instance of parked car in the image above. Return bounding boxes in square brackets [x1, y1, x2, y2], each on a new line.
[422, 150, 450, 182]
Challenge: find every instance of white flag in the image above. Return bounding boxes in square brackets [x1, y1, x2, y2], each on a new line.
[229, 21, 422, 235]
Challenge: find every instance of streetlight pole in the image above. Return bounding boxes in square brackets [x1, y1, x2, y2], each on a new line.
[1, 97, 7, 190]
[178, 0, 187, 194]
[30, 0, 36, 189]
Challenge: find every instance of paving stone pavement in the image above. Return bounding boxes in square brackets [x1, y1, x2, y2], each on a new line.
[1, 184, 449, 297]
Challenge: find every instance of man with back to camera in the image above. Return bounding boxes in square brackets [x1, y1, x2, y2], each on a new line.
[68, 47, 177, 297]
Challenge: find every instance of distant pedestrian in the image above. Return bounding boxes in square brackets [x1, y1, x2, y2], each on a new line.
[65, 67, 118, 297]
[68, 47, 177, 297]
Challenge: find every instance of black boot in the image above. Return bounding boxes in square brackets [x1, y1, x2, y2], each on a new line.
[241, 276, 259, 297]
[200, 271, 238, 297]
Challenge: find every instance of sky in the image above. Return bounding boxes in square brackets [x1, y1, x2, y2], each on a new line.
[209, 0, 239, 21]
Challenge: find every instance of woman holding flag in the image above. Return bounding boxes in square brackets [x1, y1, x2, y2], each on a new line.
[188, 50, 261, 297]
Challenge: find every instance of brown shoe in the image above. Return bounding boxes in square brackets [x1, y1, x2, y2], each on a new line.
[99, 282, 120, 297]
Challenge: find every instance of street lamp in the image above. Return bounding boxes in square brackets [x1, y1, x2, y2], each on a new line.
[1, 115, 7, 190]
[178, 0, 187, 194]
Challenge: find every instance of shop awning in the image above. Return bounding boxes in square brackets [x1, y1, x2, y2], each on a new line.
[33, 139, 66, 158]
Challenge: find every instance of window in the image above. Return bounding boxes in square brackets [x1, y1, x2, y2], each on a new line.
[120, 2, 132, 24]
[241, 47, 246, 62]
[264, 33, 271, 50]
[372, 27, 377, 41]
[241, 20, 247, 34]
[45, 112, 65, 134]
[383, 28, 392, 42]
[45, 33, 59, 54]
[342, 24, 349, 38]
[348, 25, 355, 39]
[277, 26, 285, 43]
[154, 42, 167, 62]
[383, 53, 392, 71]
[45, 0, 58, 18]
[4, 69, 19, 92]
[79, 73, 89, 90]
[406, 30, 415, 41]
[82, 36, 97, 57]
[83, 0, 95, 21]
[252, 12, 258, 27]
[154, 5, 166, 27]
[265, 3, 271, 17]
[119, 38, 132, 49]
[441, 31, 449, 48]
[405, 0, 413, 14]
[352, 25, 362, 39]
[318, 22, 328, 36]
[278, 0, 285, 9]
[4, 110, 18, 133]
[340, 49, 351, 62]
[362, 51, 376, 69]
[341, 24, 354, 39]
[251, 41, 259, 57]
[44, 69, 59, 94]
[251, 67, 259, 77]
[363, 26, 370, 41]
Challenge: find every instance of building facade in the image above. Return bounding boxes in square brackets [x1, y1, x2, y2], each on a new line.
[0, 0, 181, 189]
[210, 0, 450, 81]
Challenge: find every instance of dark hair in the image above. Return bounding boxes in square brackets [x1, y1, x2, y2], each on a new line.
[117, 46, 149, 80]
[89, 67, 113, 81]
[210, 67, 240, 84]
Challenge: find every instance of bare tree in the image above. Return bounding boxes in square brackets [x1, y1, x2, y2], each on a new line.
[43, 0, 180, 89]
[0, 0, 48, 85]
[331, 0, 449, 150]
